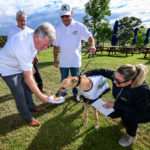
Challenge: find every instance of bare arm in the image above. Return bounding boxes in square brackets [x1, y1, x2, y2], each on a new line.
[23, 70, 50, 103]
[53, 46, 59, 68]
[88, 36, 96, 54]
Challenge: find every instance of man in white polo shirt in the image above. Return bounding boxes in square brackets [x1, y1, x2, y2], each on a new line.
[0, 22, 56, 126]
[53, 3, 96, 102]
[8, 10, 47, 93]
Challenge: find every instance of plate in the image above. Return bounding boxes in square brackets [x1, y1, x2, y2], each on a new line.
[49, 95, 65, 104]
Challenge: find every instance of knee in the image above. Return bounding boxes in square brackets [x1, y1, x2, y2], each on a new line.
[121, 113, 136, 124]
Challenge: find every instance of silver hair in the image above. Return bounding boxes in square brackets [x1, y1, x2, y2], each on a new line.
[34, 22, 56, 42]
[16, 10, 27, 19]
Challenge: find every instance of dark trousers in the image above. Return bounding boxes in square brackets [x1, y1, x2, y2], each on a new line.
[2, 73, 36, 121]
[60, 67, 79, 96]
[108, 110, 150, 136]
[33, 62, 43, 90]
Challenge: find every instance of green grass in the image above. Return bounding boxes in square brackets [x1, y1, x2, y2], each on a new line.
[0, 48, 150, 150]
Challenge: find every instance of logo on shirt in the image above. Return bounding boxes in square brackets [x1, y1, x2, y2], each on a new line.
[98, 79, 106, 89]
[72, 30, 78, 35]
[120, 96, 127, 101]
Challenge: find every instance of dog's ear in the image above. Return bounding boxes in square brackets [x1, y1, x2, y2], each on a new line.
[71, 79, 77, 83]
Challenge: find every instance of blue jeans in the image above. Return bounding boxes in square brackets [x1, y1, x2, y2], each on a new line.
[2, 73, 36, 121]
[60, 67, 79, 96]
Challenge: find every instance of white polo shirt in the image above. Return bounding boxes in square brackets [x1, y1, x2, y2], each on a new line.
[0, 32, 37, 76]
[53, 19, 92, 67]
[7, 25, 33, 40]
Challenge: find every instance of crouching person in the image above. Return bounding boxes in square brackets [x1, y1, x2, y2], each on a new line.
[0, 22, 56, 126]
[84, 64, 150, 147]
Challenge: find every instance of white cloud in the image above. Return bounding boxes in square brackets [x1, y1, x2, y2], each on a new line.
[0, 0, 150, 35]
[110, 0, 150, 27]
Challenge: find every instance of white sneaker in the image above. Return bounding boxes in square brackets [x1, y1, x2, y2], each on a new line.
[118, 134, 137, 147]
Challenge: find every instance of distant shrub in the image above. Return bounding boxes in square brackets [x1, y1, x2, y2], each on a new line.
[0, 36, 7, 48]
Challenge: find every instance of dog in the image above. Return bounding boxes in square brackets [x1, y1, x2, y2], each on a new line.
[55, 75, 110, 129]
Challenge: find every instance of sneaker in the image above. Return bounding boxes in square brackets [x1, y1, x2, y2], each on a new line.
[118, 134, 137, 147]
[73, 96, 80, 102]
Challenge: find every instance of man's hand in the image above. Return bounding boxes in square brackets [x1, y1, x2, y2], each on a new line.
[89, 45, 96, 54]
[103, 101, 114, 109]
[40, 95, 51, 103]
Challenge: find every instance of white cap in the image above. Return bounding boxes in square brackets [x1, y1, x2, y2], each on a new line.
[60, 4, 72, 17]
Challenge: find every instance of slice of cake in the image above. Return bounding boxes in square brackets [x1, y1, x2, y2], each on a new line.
[54, 96, 60, 101]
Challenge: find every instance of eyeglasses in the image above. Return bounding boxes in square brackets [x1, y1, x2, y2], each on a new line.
[61, 15, 70, 18]
[112, 73, 129, 85]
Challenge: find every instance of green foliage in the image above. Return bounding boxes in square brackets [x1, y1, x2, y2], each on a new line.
[0, 36, 7, 47]
[96, 20, 113, 46]
[136, 27, 147, 47]
[83, 0, 111, 37]
[118, 16, 142, 46]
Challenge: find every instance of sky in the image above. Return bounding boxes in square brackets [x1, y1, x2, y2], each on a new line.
[0, 0, 150, 35]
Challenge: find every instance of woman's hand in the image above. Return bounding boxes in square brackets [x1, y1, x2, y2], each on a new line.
[103, 101, 114, 109]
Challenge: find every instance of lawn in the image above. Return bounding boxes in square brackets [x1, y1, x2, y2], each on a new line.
[0, 48, 150, 150]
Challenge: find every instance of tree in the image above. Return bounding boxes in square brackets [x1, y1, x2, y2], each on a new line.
[118, 16, 142, 46]
[83, 0, 111, 37]
[95, 21, 113, 46]
[136, 27, 147, 46]
[0, 36, 7, 48]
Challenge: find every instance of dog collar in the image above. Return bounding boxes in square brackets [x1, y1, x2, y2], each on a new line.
[75, 76, 81, 87]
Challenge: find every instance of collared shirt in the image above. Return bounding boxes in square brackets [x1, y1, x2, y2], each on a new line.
[7, 25, 33, 40]
[53, 19, 92, 67]
[0, 32, 37, 76]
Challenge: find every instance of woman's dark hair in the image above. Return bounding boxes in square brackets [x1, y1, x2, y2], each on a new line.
[117, 64, 148, 88]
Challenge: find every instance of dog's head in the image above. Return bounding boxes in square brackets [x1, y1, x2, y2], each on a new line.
[55, 76, 80, 97]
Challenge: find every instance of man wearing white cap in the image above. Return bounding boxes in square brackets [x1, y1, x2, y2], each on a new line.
[53, 3, 96, 102]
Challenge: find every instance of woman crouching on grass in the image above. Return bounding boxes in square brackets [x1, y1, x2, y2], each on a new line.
[84, 64, 150, 147]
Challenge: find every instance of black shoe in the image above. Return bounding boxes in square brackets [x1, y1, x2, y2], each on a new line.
[74, 96, 80, 102]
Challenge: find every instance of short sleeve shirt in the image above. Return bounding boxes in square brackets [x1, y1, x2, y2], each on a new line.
[53, 19, 92, 67]
[0, 32, 37, 76]
[7, 25, 33, 40]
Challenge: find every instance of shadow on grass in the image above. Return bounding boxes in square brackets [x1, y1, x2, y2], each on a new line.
[27, 100, 84, 150]
[136, 57, 150, 65]
[78, 125, 134, 150]
[27, 97, 134, 150]
[27, 113, 134, 150]
[0, 94, 13, 103]
[0, 104, 59, 136]
[82, 54, 128, 60]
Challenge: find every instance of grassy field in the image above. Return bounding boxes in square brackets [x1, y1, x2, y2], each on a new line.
[0, 48, 150, 150]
